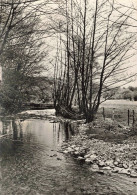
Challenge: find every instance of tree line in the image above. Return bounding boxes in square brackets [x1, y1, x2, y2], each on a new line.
[0, 0, 50, 113]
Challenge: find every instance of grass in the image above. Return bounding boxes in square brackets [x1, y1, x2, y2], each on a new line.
[98, 99, 137, 127]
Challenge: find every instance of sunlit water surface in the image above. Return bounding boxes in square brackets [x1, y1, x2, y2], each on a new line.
[0, 110, 137, 195]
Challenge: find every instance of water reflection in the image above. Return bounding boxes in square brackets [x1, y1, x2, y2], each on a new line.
[0, 119, 24, 140]
[0, 119, 75, 156]
[12, 120, 18, 140]
[62, 122, 75, 141]
[0, 116, 137, 195]
[0, 120, 12, 136]
[51, 122, 75, 144]
[0, 118, 77, 194]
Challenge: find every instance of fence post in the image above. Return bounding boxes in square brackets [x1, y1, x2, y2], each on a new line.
[128, 109, 130, 126]
[103, 107, 105, 120]
[112, 108, 115, 120]
[133, 110, 135, 127]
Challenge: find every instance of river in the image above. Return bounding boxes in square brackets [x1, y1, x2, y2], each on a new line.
[0, 110, 137, 195]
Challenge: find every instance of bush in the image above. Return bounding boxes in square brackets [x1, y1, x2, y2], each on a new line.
[123, 90, 132, 100]
[134, 91, 137, 101]
[0, 85, 24, 114]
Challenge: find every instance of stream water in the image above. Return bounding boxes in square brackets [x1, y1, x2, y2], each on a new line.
[0, 110, 137, 195]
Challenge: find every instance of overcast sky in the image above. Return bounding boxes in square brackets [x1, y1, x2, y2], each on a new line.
[46, 0, 137, 87]
[121, 0, 137, 86]
[0, 0, 137, 87]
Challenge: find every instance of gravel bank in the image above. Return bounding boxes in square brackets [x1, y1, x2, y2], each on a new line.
[61, 118, 137, 179]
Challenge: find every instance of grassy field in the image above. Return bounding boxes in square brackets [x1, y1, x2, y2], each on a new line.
[98, 100, 137, 127]
[101, 99, 137, 108]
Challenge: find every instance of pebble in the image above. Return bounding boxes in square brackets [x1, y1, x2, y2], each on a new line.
[74, 151, 79, 155]
[105, 160, 114, 167]
[84, 154, 91, 158]
[57, 157, 62, 160]
[102, 166, 112, 170]
[114, 161, 118, 166]
[119, 169, 130, 175]
[112, 167, 122, 173]
[92, 164, 99, 169]
[123, 163, 128, 169]
[67, 147, 74, 152]
[63, 150, 69, 154]
[85, 158, 91, 164]
[74, 147, 80, 151]
[77, 156, 85, 160]
[90, 154, 97, 162]
[130, 171, 137, 178]
[89, 164, 99, 172]
[98, 161, 106, 167]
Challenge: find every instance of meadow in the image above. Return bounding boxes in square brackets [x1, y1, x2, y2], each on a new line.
[98, 100, 137, 127]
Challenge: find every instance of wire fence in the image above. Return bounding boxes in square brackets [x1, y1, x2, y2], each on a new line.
[97, 107, 136, 127]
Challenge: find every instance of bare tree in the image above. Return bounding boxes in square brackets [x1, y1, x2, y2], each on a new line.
[54, 0, 137, 122]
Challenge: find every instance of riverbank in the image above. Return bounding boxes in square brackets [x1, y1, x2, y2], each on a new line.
[1, 108, 137, 179]
[16, 109, 137, 179]
[0, 109, 137, 194]
[61, 117, 137, 179]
